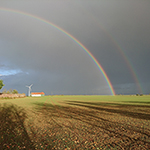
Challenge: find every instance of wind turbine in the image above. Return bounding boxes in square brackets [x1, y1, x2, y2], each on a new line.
[26, 84, 33, 96]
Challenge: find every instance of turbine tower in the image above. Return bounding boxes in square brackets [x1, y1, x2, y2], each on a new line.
[26, 84, 33, 96]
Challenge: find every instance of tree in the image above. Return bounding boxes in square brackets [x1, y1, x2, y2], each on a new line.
[12, 89, 18, 94]
[2, 89, 7, 94]
[0, 80, 4, 91]
[6, 90, 10, 94]
[9, 89, 13, 94]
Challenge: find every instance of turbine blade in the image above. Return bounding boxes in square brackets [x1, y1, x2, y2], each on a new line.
[29, 84, 33, 87]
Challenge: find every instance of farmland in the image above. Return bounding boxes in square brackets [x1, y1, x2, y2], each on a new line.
[0, 95, 150, 149]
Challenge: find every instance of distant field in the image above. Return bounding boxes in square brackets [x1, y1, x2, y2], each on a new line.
[1, 95, 150, 107]
[0, 95, 150, 149]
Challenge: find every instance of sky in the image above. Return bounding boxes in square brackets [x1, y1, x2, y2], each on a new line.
[0, 0, 150, 95]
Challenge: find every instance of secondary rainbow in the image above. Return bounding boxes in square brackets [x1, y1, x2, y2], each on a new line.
[0, 7, 115, 95]
[78, 6, 143, 94]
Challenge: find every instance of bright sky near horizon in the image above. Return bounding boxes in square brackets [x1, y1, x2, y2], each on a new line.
[0, 0, 150, 95]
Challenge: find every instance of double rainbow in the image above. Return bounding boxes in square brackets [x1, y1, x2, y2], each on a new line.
[0, 8, 115, 95]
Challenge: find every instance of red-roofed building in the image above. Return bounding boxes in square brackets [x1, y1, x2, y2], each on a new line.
[31, 92, 45, 97]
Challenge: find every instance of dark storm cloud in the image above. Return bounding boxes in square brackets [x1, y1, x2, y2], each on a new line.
[0, 0, 150, 94]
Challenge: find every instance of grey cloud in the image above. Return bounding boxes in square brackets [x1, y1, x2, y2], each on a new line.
[0, 0, 150, 95]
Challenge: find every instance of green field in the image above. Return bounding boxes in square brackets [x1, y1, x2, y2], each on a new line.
[0, 95, 150, 149]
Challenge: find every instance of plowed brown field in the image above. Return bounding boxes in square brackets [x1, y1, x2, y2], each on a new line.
[0, 96, 150, 149]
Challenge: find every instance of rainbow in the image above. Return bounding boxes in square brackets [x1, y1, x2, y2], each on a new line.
[110, 39, 143, 94]
[79, 7, 143, 94]
[0, 7, 115, 95]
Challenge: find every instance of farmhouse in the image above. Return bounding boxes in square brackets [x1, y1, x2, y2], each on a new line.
[31, 92, 45, 97]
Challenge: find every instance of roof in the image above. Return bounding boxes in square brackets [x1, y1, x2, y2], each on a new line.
[31, 92, 45, 95]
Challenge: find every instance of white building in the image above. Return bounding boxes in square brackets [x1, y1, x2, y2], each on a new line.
[31, 92, 45, 97]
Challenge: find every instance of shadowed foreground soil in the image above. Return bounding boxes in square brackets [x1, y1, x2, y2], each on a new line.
[0, 100, 150, 149]
[0, 104, 35, 149]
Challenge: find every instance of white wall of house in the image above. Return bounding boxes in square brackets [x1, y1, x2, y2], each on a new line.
[31, 94, 41, 97]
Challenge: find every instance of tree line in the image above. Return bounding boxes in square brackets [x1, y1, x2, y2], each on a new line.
[2, 89, 18, 94]
[0, 79, 18, 94]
